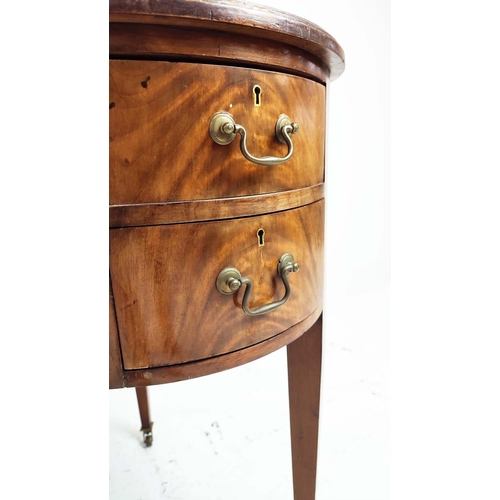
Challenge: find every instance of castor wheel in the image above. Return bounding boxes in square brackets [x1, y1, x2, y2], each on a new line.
[143, 430, 153, 447]
[140, 422, 153, 447]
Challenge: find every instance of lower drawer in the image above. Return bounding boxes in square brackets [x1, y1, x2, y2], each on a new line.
[110, 200, 324, 369]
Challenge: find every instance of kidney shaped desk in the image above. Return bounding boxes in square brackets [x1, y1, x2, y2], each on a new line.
[109, 1, 345, 498]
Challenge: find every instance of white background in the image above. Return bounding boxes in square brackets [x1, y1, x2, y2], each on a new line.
[1, 0, 500, 499]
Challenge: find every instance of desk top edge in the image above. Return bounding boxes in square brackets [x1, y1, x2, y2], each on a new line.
[109, 0, 345, 81]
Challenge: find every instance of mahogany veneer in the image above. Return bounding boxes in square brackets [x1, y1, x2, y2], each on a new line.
[110, 61, 326, 205]
[109, 1, 344, 499]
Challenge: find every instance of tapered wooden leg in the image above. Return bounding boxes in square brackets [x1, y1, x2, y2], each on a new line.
[287, 314, 322, 500]
[135, 387, 153, 447]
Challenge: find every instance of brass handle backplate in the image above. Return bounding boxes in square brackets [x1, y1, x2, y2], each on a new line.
[209, 112, 299, 166]
[216, 253, 300, 316]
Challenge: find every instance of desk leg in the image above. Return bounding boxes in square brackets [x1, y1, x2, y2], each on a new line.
[135, 387, 153, 447]
[287, 314, 322, 500]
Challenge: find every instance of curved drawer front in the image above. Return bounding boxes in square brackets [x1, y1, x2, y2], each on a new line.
[109, 60, 325, 205]
[110, 200, 324, 369]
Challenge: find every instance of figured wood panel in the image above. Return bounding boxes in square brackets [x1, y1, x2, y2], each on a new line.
[124, 304, 322, 387]
[110, 200, 324, 369]
[109, 61, 325, 205]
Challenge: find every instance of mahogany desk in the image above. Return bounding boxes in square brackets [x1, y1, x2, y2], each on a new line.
[109, 2, 345, 498]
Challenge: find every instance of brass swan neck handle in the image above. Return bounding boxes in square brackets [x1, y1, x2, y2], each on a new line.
[209, 112, 299, 167]
[216, 253, 300, 316]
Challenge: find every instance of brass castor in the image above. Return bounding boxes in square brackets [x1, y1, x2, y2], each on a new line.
[143, 430, 153, 447]
[141, 423, 153, 447]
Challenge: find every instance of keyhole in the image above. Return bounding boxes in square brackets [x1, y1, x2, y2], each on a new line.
[253, 85, 262, 106]
[257, 228, 265, 247]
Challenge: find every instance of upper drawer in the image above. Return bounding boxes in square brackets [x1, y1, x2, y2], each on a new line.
[109, 61, 326, 205]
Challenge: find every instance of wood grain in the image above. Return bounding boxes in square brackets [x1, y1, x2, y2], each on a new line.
[109, 282, 124, 389]
[109, 60, 325, 205]
[135, 387, 152, 431]
[110, 23, 329, 84]
[109, 0, 345, 81]
[123, 304, 322, 387]
[110, 184, 323, 227]
[110, 200, 324, 369]
[288, 314, 322, 500]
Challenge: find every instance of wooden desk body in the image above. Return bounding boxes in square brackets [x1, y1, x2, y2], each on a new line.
[109, 1, 344, 498]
